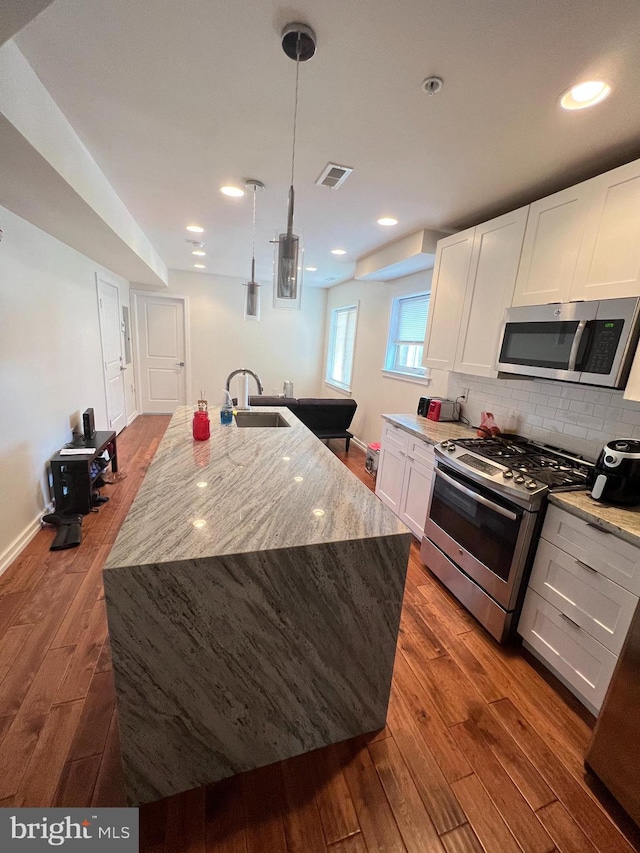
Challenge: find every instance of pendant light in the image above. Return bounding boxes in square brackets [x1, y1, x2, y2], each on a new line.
[244, 179, 264, 320]
[274, 22, 316, 310]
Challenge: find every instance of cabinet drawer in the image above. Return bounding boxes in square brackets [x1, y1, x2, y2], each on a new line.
[529, 539, 638, 655]
[382, 423, 409, 454]
[543, 505, 640, 595]
[407, 437, 435, 470]
[519, 589, 617, 713]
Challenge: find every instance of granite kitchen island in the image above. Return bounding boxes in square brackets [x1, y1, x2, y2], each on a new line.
[103, 405, 411, 805]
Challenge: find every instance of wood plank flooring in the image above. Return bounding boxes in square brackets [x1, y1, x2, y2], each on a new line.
[0, 418, 638, 853]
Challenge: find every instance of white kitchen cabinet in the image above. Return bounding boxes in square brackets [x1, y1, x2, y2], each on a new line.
[375, 424, 409, 514]
[512, 181, 593, 306]
[519, 589, 618, 715]
[376, 425, 434, 539]
[453, 206, 528, 377]
[422, 228, 474, 372]
[512, 158, 640, 307]
[399, 438, 434, 538]
[519, 503, 640, 715]
[571, 159, 640, 302]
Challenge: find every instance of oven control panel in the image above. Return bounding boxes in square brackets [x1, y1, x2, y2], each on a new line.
[437, 440, 546, 507]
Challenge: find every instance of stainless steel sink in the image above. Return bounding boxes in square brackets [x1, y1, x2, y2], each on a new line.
[234, 411, 290, 428]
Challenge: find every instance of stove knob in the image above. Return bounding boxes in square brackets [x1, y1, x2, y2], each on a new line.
[447, 443, 456, 452]
[514, 475, 525, 484]
[525, 480, 538, 490]
[502, 469, 513, 479]
[440, 441, 448, 449]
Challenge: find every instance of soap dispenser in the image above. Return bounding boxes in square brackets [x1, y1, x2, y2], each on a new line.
[193, 396, 210, 440]
[220, 390, 234, 425]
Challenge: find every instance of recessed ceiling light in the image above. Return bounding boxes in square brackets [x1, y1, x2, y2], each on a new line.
[378, 217, 398, 226]
[186, 224, 204, 233]
[560, 81, 611, 110]
[194, 264, 206, 269]
[192, 250, 206, 256]
[331, 249, 347, 255]
[220, 185, 245, 197]
[305, 266, 317, 272]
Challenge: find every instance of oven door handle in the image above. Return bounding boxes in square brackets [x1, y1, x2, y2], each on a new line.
[568, 319, 587, 371]
[435, 468, 519, 521]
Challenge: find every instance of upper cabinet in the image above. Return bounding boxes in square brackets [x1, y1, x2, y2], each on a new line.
[571, 160, 640, 301]
[512, 182, 592, 306]
[454, 206, 529, 376]
[423, 208, 528, 377]
[512, 158, 640, 306]
[422, 228, 474, 372]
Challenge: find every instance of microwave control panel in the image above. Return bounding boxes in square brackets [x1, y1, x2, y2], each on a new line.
[582, 319, 625, 374]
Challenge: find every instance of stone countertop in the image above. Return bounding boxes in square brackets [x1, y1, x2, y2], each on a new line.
[381, 413, 478, 444]
[105, 406, 407, 569]
[548, 491, 640, 548]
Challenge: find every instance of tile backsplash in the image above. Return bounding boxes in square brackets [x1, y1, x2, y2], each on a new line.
[448, 372, 640, 462]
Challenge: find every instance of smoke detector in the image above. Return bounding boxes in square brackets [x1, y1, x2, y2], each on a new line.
[422, 76, 444, 95]
[187, 240, 204, 248]
[315, 163, 353, 190]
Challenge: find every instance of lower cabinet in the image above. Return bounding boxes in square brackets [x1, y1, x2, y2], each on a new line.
[519, 504, 640, 715]
[375, 423, 434, 538]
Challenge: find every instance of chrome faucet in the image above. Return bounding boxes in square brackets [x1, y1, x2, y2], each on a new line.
[225, 369, 264, 410]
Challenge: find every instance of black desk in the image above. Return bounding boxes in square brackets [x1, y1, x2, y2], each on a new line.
[50, 431, 117, 515]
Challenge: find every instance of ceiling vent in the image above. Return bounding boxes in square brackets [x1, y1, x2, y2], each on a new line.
[315, 163, 353, 190]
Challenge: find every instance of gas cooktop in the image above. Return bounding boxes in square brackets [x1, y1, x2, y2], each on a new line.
[435, 435, 593, 508]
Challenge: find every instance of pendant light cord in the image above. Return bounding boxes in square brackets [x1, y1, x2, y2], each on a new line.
[290, 33, 301, 188]
[250, 184, 257, 282]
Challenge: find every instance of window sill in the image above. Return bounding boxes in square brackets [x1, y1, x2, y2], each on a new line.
[324, 380, 353, 397]
[381, 369, 431, 386]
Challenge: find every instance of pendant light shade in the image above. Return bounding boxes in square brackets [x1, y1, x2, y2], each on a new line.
[244, 179, 264, 321]
[274, 23, 316, 310]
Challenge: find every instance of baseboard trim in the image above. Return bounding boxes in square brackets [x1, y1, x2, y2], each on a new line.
[127, 410, 139, 426]
[351, 436, 367, 452]
[0, 502, 53, 576]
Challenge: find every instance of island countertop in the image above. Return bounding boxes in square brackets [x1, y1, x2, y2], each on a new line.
[102, 404, 411, 804]
[106, 405, 407, 569]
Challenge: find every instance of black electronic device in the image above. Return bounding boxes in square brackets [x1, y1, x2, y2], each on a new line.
[82, 407, 96, 441]
[587, 438, 640, 506]
[417, 397, 431, 417]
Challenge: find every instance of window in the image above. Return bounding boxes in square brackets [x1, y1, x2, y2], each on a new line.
[384, 292, 430, 378]
[326, 304, 358, 392]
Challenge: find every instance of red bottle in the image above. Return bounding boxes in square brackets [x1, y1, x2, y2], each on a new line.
[192, 402, 210, 440]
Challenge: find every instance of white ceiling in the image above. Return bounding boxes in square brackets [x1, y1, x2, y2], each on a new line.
[14, 0, 640, 287]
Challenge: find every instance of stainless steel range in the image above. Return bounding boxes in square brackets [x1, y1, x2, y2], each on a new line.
[420, 435, 593, 642]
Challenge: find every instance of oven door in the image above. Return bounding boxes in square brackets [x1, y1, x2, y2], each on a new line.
[424, 464, 538, 611]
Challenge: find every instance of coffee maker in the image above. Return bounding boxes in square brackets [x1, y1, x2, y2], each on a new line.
[588, 439, 640, 506]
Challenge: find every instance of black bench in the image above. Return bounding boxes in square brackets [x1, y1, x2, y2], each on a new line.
[236, 396, 357, 451]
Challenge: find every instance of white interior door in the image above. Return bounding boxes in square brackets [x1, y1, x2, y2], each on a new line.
[135, 293, 187, 413]
[97, 274, 126, 434]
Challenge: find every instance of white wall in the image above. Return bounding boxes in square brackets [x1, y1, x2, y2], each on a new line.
[163, 271, 327, 407]
[0, 205, 130, 570]
[322, 270, 449, 447]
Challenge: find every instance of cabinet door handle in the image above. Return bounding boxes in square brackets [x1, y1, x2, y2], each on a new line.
[398, 450, 406, 456]
[575, 559, 597, 574]
[407, 456, 415, 462]
[586, 522, 611, 534]
[176, 361, 185, 367]
[561, 612, 582, 630]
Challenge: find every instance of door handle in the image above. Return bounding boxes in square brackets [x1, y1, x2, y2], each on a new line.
[176, 362, 185, 367]
[119, 366, 126, 371]
[435, 468, 519, 521]
[575, 559, 597, 574]
[585, 521, 611, 534]
[568, 319, 587, 371]
[561, 612, 582, 630]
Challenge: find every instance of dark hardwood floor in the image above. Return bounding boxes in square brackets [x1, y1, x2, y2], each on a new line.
[0, 416, 638, 852]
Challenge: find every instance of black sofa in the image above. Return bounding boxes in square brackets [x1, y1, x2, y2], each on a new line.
[235, 396, 357, 451]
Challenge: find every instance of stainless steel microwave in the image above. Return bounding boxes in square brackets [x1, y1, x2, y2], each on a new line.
[495, 297, 640, 388]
